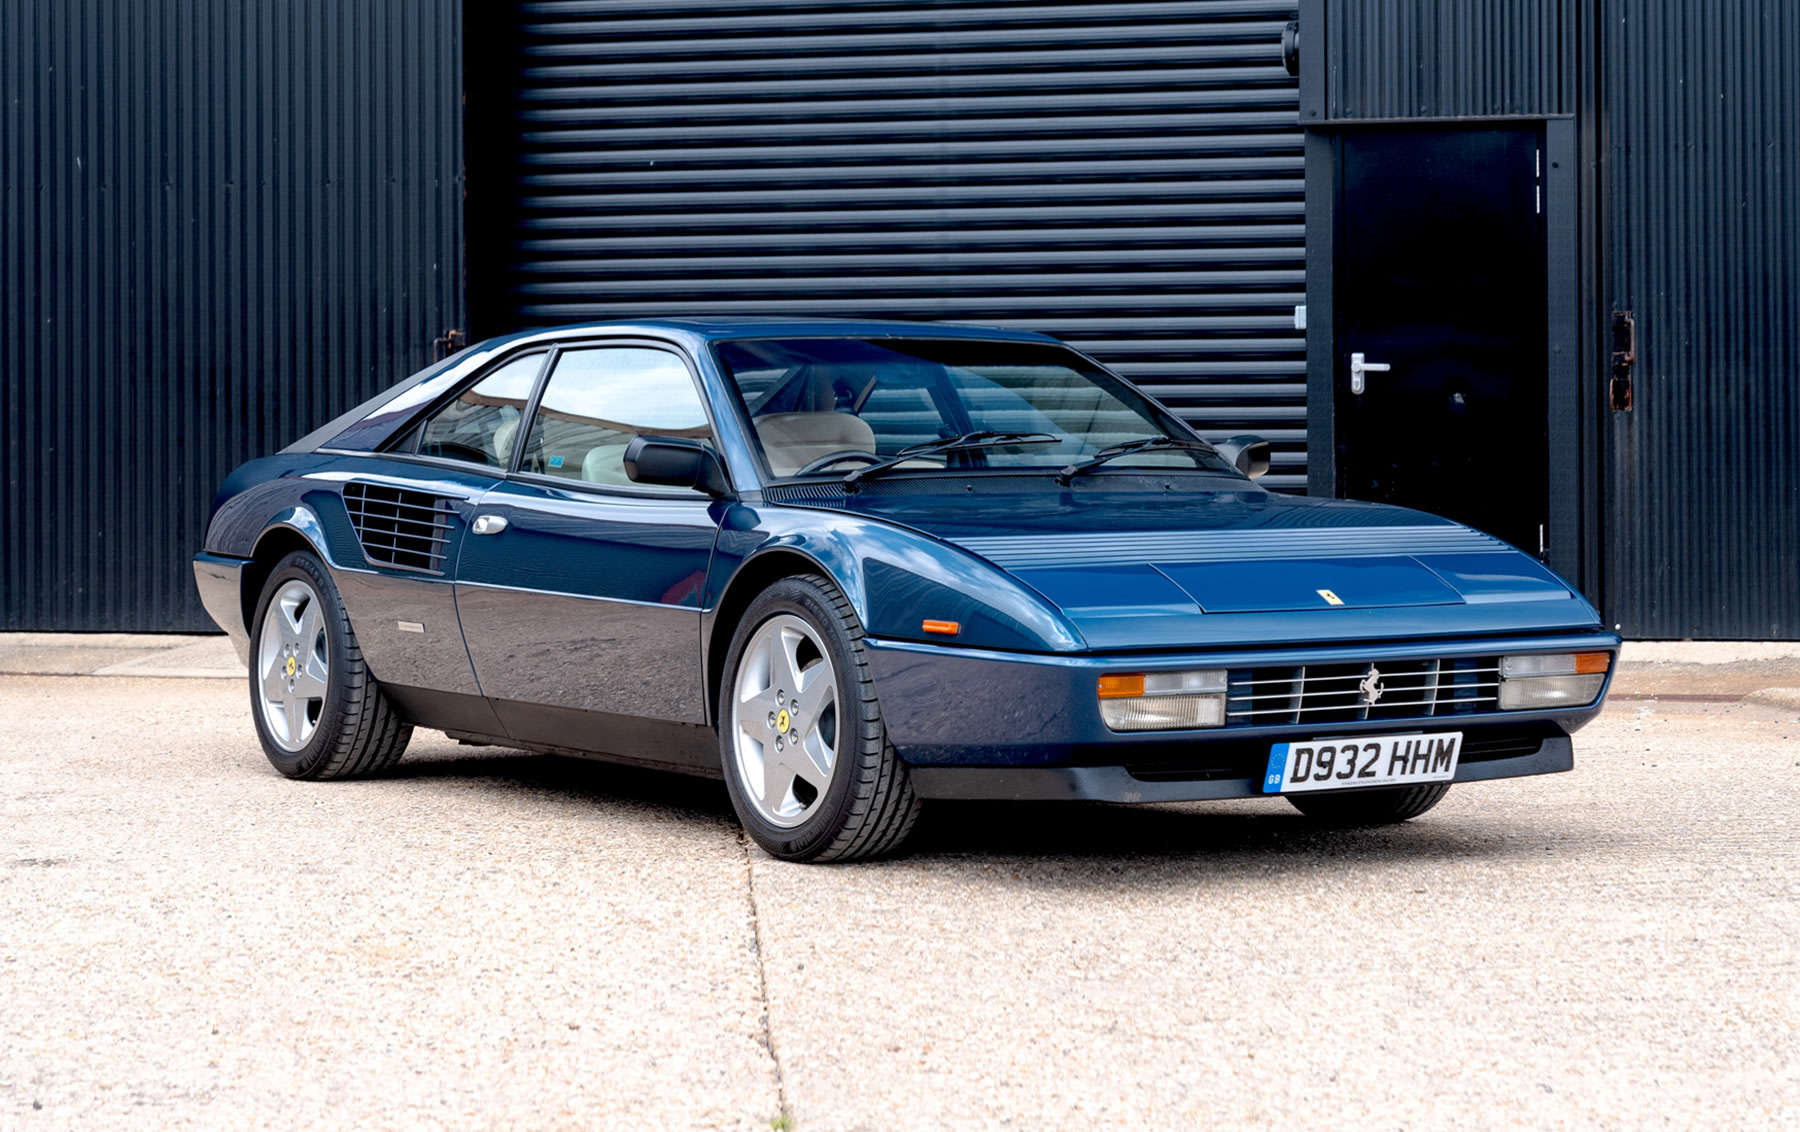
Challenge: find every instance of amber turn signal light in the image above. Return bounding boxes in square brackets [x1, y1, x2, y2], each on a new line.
[1096, 673, 1146, 699]
[1573, 651, 1611, 674]
[922, 619, 961, 636]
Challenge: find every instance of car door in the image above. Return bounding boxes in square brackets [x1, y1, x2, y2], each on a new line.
[453, 342, 724, 764]
[327, 349, 549, 731]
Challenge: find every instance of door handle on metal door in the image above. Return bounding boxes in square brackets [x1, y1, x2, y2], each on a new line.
[1349, 352, 1390, 395]
[471, 514, 509, 535]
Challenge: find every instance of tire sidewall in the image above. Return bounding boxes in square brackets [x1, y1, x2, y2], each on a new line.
[248, 551, 355, 779]
[1288, 782, 1450, 825]
[719, 577, 874, 859]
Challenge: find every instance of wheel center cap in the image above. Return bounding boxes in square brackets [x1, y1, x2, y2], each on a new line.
[775, 708, 790, 732]
[285, 656, 297, 677]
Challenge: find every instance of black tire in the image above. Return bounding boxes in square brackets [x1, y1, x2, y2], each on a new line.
[1286, 783, 1451, 825]
[247, 550, 413, 780]
[718, 575, 922, 862]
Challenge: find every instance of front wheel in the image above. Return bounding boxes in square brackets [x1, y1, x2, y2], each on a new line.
[248, 550, 412, 780]
[719, 575, 921, 862]
[1286, 783, 1450, 825]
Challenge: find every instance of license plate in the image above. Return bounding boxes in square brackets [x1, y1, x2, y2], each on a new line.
[1262, 731, 1462, 794]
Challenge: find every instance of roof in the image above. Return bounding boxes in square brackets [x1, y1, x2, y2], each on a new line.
[475, 316, 1060, 351]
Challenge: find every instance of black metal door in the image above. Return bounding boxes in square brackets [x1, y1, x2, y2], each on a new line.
[1333, 126, 1547, 554]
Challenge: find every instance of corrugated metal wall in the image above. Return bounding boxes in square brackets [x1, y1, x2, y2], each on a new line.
[1601, 0, 1800, 637]
[482, 0, 1309, 490]
[1324, 0, 1572, 119]
[0, 1, 463, 630]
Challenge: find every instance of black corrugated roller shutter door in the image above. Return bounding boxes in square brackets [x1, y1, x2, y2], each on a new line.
[498, 0, 1307, 488]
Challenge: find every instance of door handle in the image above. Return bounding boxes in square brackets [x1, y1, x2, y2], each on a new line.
[1350, 352, 1391, 395]
[471, 514, 509, 535]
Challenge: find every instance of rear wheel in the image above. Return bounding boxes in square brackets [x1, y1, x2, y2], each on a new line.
[720, 575, 921, 862]
[1286, 783, 1450, 825]
[248, 550, 412, 780]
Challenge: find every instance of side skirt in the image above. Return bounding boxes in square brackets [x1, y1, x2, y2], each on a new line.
[378, 686, 721, 776]
[380, 684, 507, 734]
[440, 730, 724, 780]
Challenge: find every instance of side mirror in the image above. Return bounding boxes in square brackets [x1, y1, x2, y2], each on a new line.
[1213, 434, 1271, 480]
[623, 436, 733, 497]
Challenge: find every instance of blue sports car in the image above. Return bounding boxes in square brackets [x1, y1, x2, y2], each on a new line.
[196, 319, 1618, 861]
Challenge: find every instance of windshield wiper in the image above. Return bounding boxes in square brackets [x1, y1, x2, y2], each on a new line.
[843, 430, 1060, 491]
[1054, 436, 1218, 485]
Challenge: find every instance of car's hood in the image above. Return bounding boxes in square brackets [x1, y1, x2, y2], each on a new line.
[790, 487, 1600, 649]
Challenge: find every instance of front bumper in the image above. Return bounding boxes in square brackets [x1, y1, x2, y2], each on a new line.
[863, 631, 1617, 798]
[910, 734, 1573, 801]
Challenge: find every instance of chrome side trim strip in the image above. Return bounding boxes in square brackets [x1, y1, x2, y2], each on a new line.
[453, 578, 714, 614]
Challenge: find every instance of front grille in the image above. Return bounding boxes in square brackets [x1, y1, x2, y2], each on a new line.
[343, 482, 450, 573]
[1226, 656, 1501, 727]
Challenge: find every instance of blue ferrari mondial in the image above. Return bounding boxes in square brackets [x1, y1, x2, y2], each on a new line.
[196, 319, 1618, 861]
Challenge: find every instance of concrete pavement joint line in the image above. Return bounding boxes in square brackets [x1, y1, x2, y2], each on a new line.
[1611, 693, 1744, 703]
[740, 830, 792, 1128]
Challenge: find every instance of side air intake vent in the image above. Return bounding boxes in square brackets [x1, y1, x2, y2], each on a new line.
[343, 482, 450, 573]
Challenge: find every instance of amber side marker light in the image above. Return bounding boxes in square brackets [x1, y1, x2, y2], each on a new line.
[922, 619, 961, 636]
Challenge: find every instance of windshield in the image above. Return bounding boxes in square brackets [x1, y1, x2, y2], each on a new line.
[713, 337, 1236, 479]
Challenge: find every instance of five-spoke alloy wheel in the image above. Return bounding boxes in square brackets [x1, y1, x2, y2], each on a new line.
[731, 614, 840, 828]
[247, 550, 412, 780]
[257, 579, 331, 751]
[719, 575, 921, 862]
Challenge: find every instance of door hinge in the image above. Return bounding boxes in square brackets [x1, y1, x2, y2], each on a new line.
[1609, 312, 1636, 412]
[434, 328, 467, 361]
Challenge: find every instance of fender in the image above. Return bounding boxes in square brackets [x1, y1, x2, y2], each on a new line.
[707, 501, 1086, 655]
[252, 505, 338, 568]
[198, 504, 340, 666]
[234, 504, 372, 651]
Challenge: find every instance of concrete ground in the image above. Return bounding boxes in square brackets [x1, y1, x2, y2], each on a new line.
[2, 640, 1797, 1129]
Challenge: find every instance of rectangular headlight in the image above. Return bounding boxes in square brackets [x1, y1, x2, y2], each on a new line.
[1098, 668, 1227, 731]
[1499, 652, 1610, 710]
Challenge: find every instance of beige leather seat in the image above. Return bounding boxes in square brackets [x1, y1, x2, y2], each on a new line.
[755, 412, 877, 476]
[490, 415, 520, 467]
[582, 439, 634, 485]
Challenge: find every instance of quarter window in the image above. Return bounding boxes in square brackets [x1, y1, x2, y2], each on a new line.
[416, 353, 545, 468]
[520, 347, 712, 488]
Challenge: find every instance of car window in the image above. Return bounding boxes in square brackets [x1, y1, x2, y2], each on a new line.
[945, 364, 1166, 456]
[714, 337, 1235, 477]
[519, 347, 713, 488]
[416, 353, 545, 468]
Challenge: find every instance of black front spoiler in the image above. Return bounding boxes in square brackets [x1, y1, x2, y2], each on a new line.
[907, 735, 1573, 802]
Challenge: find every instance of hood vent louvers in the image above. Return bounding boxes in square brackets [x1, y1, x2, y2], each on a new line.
[343, 482, 451, 573]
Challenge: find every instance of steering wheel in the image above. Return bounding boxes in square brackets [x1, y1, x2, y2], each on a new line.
[793, 450, 882, 477]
